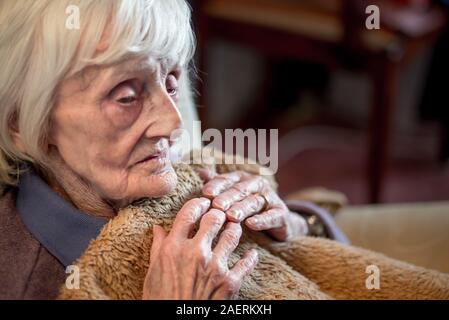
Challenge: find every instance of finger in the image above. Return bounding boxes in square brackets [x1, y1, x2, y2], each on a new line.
[225, 194, 266, 222]
[212, 176, 266, 211]
[212, 249, 258, 300]
[213, 222, 242, 260]
[245, 209, 286, 231]
[230, 249, 258, 278]
[202, 171, 249, 199]
[150, 225, 167, 258]
[193, 209, 226, 248]
[171, 197, 211, 239]
[195, 168, 217, 183]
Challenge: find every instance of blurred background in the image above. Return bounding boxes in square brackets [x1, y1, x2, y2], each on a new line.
[188, 0, 449, 206]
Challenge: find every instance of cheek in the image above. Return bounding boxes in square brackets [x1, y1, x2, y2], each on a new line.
[50, 104, 133, 184]
[50, 107, 93, 168]
[103, 100, 143, 129]
[52, 101, 132, 160]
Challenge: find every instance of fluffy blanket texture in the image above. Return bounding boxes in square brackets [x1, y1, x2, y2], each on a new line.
[59, 155, 449, 300]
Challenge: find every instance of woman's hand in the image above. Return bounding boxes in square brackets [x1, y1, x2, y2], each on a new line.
[197, 169, 308, 241]
[142, 197, 258, 300]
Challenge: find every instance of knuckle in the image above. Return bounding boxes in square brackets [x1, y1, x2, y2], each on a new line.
[180, 199, 210, 221]
[192, 244, 210, 265]
[223, 225, 242, 246]
[179, 211, 197, 225]
[184, 197, 204, 209]
[180, 202, 202, 219]
[265, 217, 276, 229]
[215, 174, 231, 182]
[255, 194, 266, 208]
[241, 251, 258, 271]
[204, 209, 225, 226]
[240, 257, 253, 270]
[256, 177, 268, 190]
[227, 172, 244, 182]
[222, 232, 240, 248]
[244, 176, 262, 191]
[246, 195, 261, 210]
[230, 184, 247, 197]
[209, 256, 228, 276]
[212, 197, 227, 210]
[273, 212, 285, 225]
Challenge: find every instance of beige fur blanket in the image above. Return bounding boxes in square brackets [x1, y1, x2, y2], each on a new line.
[59, 159, 449, 300]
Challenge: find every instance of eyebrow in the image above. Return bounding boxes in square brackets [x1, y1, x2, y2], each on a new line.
[103, 57, 181, 87]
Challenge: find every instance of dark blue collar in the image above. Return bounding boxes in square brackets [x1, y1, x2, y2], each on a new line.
[16, 169, 107, 267]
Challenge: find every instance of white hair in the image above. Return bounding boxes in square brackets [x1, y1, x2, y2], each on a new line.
[0, 0, 196, 187]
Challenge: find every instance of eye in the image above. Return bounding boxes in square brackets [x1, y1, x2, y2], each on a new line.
[165, 73, 179, 98]
[117, 95, 137, 104]
[111, 82, 140, 106]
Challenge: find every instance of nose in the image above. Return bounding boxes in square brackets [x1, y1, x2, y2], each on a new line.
[143, 88, 183, 141]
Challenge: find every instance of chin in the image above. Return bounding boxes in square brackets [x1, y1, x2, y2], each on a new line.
[108, 165, 178, 207]
[137, 166, 178, 199]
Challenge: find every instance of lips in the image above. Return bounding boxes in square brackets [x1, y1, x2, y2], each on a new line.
[137, 153, 160, 164]
[135, 149, 169, 167]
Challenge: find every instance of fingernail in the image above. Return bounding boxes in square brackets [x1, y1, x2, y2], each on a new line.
[228, 209, 241, 221]
[214, 198, 228, 210]
[202, 187, 215, 197]
[199, 197, 211, 208]
[249, 217, 259, 225]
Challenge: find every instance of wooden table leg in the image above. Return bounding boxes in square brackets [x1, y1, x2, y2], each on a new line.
[368, 56, 397, 203]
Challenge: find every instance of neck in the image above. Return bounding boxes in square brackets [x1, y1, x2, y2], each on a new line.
[37, 149, 116, 219]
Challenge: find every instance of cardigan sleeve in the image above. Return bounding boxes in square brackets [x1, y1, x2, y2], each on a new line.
[287, 200, 350, 245]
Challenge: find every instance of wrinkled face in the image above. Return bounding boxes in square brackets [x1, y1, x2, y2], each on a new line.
[49, 57, 182, 206]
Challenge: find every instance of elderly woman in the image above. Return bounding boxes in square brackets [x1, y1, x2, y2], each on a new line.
[0, 0, 345, 299]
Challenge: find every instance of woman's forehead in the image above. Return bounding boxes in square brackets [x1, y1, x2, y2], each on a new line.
[124, 56, 177, 72]
[96, 55, 177, 76]
[100, 56, 179, 82]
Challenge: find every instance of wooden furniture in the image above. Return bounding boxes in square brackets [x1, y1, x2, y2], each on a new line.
[192, 0, 446, 203]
